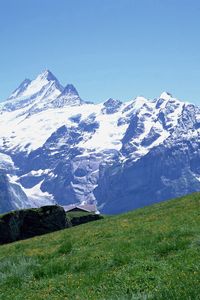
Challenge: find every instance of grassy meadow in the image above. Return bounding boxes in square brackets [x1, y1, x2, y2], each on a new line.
[0, 193, 200, 299]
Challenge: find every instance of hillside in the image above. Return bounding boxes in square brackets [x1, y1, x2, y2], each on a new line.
[0, 193, 200, 299]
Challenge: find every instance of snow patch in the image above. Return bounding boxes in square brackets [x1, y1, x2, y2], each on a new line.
[21, 180, 55, 207]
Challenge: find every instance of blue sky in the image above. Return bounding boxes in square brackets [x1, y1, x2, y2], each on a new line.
[1, 0, 200, 104]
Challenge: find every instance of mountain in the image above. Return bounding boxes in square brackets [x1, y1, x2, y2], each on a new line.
[7, 78, 31, 100]
[0, 150, 56, 213]
[0, 70, 200, 214]
[0, 70, 63, 113]
[0, 172, 30, 215]
[49, 84, 84, 108]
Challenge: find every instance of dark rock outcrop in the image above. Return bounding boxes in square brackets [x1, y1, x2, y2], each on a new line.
[0, 205, 67, 244]
[68, 213, 103, 226]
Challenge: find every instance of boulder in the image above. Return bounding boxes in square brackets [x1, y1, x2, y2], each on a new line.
[0, 205, 67, 244]
[69, 213, 103, 226]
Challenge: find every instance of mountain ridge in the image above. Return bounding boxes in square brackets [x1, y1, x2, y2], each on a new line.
[0, 70, 200, 214]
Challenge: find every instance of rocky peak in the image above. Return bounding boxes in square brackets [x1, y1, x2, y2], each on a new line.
[36, 69, 59, 82]
[102, 98, 122, 114]
[61, 84, 79, 97]
[159, 91, 173, 101]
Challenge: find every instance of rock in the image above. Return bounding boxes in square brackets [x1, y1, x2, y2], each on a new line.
[0, 205, 67, 244]
[95, 139, 200, 214]
[68, 213, 103, 226]
[0, 210, 22, 244]
[0, 172, 30, 214]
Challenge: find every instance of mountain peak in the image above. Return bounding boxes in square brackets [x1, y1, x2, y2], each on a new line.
[4, 70, 63, 110]
[159, 91, 173, 101]
[102, 98, 122, 114]
[103, 98, 122, 107]
[61, 84, 79, 96]
[36, 69, 59, 82]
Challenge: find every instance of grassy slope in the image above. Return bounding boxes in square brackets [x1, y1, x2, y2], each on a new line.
[0, 193, 200, 300]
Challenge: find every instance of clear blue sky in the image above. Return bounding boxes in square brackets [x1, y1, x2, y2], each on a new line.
[1, 0, 200, 104]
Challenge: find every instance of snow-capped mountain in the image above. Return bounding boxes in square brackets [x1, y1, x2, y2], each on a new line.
[1, 70, 63, 113]
[0, 70, 200, 214]
[7, 79, 32, 100]
[50, 84, 83, 107]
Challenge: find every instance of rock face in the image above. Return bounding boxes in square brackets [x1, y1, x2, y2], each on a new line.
[95, 141, 200, 214]
[0, 171, 30, 214]
[0, 70, 200, 215]
[95, 104, 200, 214]
[0, 205, 67, 244]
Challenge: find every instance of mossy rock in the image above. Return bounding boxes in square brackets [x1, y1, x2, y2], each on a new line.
[67, 212, 103, 226]
[0, 210, 22, 244]
[0, 205, 68, 244]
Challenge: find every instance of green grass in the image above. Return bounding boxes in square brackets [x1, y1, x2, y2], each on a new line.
[66, 210, 94, 218]
[0, 193, 200, 299]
